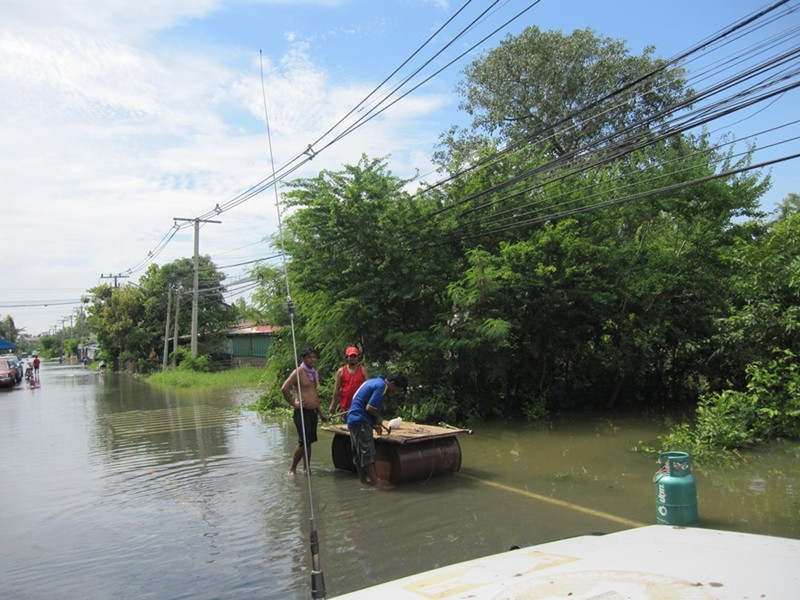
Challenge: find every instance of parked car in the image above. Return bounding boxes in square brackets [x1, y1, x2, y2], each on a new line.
[0, 359, 17, 388]
[3, 354, 23, 384]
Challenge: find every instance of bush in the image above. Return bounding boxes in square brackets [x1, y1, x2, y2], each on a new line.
[251, 388, 292, 414]
[661, 349, 800, 461]
[170, 346, 212, 372]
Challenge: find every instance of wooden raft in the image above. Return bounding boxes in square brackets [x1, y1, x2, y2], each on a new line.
[321, 422, 471, 483]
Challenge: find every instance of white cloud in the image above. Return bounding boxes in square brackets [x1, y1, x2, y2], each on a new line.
[4, 0, 220, 39]
[0, 0, 451, 334]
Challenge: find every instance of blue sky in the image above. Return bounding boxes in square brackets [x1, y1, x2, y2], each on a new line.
[2, 0, 798, 336]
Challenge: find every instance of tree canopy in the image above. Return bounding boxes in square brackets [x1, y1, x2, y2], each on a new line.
[0, 315, 18, 345]
[438, 26, 690, 169]
[254, 23, 788, 439]
[64, 22, 797, 455]
[86, 257, 234, 369]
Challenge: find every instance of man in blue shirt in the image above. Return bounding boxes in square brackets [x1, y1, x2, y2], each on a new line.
[346, 372, 408, 489]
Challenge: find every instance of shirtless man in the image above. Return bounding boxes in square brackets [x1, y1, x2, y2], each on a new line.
[281, 347, 328, 474]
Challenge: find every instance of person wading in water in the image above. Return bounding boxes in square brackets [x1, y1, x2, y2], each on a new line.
[281, 347, 329, 475]
[328, 346, 369, 419]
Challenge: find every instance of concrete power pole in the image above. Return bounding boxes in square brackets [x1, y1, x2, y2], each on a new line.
[172, 284, 181, 368]
[173, 217, 221, 357]
[162, 282, 172, 369]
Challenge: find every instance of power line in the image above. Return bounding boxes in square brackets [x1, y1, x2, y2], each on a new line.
[413, 1, 799, 223]
[0, 300, 84, 309]
[113, 2, 542, 278]
[400, 3, 800, 246]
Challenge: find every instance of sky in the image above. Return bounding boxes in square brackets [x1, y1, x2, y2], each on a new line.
[2, 0, 799, 336]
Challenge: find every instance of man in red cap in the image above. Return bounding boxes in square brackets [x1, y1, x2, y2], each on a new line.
[328, 346, 369, 419]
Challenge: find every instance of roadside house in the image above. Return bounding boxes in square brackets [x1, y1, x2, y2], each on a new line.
[226, 322, 279, 367]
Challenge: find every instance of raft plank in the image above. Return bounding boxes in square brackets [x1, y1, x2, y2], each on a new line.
[321, 422, 470, 445]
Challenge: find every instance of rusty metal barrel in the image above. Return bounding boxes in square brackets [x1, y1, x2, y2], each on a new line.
[329, 429, 462, 483]
[331, 435, 357, 472]
[385, 437, 462, 482]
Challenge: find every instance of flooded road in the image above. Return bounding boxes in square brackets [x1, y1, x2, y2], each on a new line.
[1, 362, 798, 599]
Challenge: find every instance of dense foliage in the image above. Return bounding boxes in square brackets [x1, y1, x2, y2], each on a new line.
[439, 26, 689, 165]
[253, 26, 799, 459]
[662, 197, 800, 458]
[0, 315, 18, 344]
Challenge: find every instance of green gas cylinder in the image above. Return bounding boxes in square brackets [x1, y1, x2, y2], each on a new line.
[654, 451, 698, 525]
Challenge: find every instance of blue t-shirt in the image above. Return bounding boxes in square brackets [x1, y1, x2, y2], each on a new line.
[346, 377, 387, 427]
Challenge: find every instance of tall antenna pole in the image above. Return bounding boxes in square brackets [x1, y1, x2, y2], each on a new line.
[260, 49, 326, 599]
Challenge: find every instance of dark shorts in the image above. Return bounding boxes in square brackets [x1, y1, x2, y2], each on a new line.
[293, 408, 318, 448]
[348, 421, 375, 468]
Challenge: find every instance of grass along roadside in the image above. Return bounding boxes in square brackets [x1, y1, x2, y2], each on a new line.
[146, 365, 267, 389]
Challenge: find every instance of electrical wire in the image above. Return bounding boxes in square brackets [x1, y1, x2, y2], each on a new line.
[112, 2, 542, 278]
[412, 0, 799, 223]
[25, 1, 800, 314]
[401, 5, 800, 245]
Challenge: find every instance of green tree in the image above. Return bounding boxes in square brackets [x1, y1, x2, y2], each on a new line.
[661, 195, 800, 458]
[432, 131, 767, 418]
[86, 257, 234, 369]
[137, 256, 235, 359]
[86, 284, 148, 366]
[440, 26, 689, 167]
[0, 315, 17, 344]
[259, 155, 460, 415]
[425, 23, 769, 417]
[38, 334, 61, 358]
[232, 297, 264, 323]
[711, 194, 800, 385]
[252, 26, 776, 426]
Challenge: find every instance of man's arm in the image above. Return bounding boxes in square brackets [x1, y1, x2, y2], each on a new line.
[281, 370, 298, 407]
[329, 368, 343, 413]
[366, 386, 386, 432]
[366, 404, 384, 433]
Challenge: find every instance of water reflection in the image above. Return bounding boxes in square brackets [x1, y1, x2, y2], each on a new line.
[0, 363, 798, 600]
[749, 477, 767, 495]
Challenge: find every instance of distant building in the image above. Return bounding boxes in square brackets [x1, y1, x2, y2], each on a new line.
[226, 322, 279, 367]
[85, 343, 101, 361]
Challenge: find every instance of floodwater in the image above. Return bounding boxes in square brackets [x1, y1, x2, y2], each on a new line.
[1, 362, 798, 599]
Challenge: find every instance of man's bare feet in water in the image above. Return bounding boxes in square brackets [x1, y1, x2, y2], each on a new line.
[374, 480, 395, 490]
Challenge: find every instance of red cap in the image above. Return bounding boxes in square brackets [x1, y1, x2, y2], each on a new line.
[345, 346, 359, 357]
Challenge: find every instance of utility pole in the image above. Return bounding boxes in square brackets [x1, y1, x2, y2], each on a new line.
[172, 284, 181, 368]
[162, 282, 173, 369]
[100, 273, 129, 287]
[60, 316, 70, 359]
[173, 217, 221, 357]
[77, 306, 84, 362]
